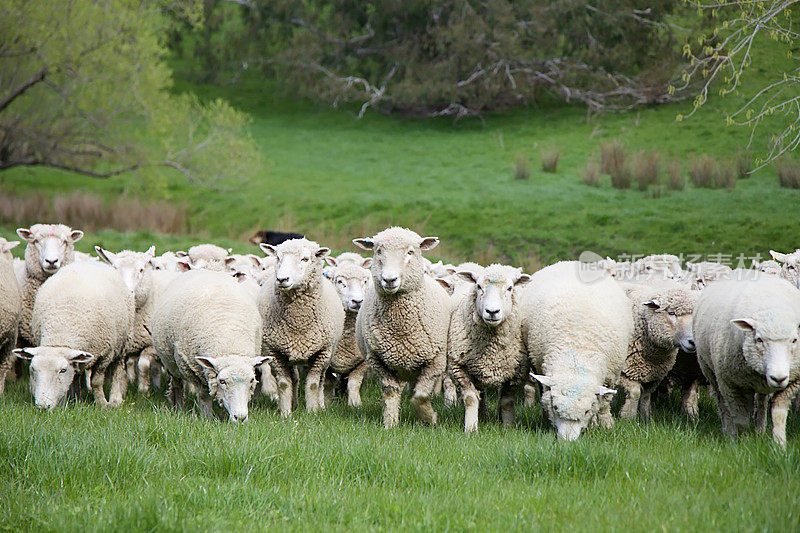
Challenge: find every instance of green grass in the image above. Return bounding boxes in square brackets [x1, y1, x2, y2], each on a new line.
[2, 379, 800, 531]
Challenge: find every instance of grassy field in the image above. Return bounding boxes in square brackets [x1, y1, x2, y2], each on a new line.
[2, 378, 800, 532]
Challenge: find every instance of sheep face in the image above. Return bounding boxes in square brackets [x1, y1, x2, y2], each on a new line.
[0, 238, 20, 260]
[17, 224, 83, 275]
[261, 239, 329, 292]
[731, 311, 800, 390]
[225, 254, 262, 281]
[330, 252, 372, 269]
[13, 347, 93, 409]
[757, 260, 783, 277]
[196, 356, 270, 422]
[188, 244, 230, 271]
[532, 372, 616, 441]
[95, 246, 155, 308]
[686, 262, 732, 290]
[641, 289, 697, 353]
[331, 263, 371, 312]
[770, 250, 800, 289]
[458, 264, 530, 327]
[353, 227, 438, 295]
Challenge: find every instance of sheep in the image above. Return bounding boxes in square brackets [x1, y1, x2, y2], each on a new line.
[258, 238, 344, 417]
[184, 243, 231, 271]
[324, 260, 372, 407]
[330, 252, 372, 269]
[447, 264, 531, 433]
[152, 270, 268, 422]
[353, 227, 451, 428]
[756, 259, 783, 277]
[684, 261, 733, 290]
[152, 251, 185, 272]
[694, 276, 800, 448]
[0, 238, 22, 394]
[12, 261, 133, 409]
[618, 283, 697, 420]
[633, 254, 684, 280]
[769, 249, 800, 289]
[596, 257, 637, 280]
[225, 254, 263, 280]
[15, 224, 84, 345]
[522, 261, 632, 441]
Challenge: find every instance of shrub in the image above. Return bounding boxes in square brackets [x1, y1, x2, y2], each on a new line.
[736, 148, 753, 179]
[581, 161, 600, 187]
[632, 149, 660, 191]
[514, 154, 530, 180]
[667, 161, 685, 190]
[776, 157, 800, 189]
[689, 154, 718, 188]
[716, 161, 736, 190]
[541, 148, 560, 173]
[600, 139, 626, 176]
[610, 160, 633, 189]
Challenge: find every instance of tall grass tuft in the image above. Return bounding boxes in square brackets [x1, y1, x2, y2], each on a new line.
[632, 149, 660, 191]
[776, 157, 800, 189]
[716, 161, 736, 190]
[736, 148, 753, 179]
[610, 161, 632, 189]
[514, 154, 530, 180]
[600, 139, 626, 176]
[581, 161, 600, 187]
[689, 154, 719, 188]
[541, 148, 561, 173]
[667, 161, 685, 190]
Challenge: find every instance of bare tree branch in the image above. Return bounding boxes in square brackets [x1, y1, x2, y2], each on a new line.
[0, 68, 47, 113]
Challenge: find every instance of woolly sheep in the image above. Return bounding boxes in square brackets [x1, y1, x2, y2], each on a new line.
[353, 227, 451, 428]
[447, 264, 531, 433]
[769, 249, 800, 289]
[618, 283, 697, 420]
[185, 243, 231, 271]
[325, 260, 372, 407]
[694, 277, 800, 448]
[13, 262, 133, 409]
[756, 259, 783, 277]
[152, 270, 268, 422]
[633, 254, 684, 280]
[684, 261, 733, 290]
[258, 238, 344, 417]
[15, 224, 84, 345]
[330, 252, 372, 269]
[0, 238, 22, 394]
[522, 261, 632, 441]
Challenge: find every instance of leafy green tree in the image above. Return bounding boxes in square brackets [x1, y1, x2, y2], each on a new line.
[0, 0, 261, 188]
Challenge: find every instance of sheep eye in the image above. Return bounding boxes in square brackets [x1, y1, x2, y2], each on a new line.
[301, 257, 309, 262]
[59, 368, 67, 374]
[755, 337, 763, 344]
[793, 339, 798, 344]
[407, 249, 414, 255]
[219, 379, 227, 385]
[668, 311, 677, 316]
[507, 286, 513, 292]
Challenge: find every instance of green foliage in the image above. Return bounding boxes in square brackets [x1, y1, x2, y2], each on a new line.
[0, 0, 260, 188]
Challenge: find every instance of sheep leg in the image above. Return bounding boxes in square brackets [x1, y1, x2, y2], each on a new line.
[754, 393, 769, 434]
[107, 358, 128, 407]
[619, 376, 641, 419]
[681, 379, 700, 420]
[292, 366, 300, 411]
[410, 362, 439, 426]
[432, 376, 443, 396]
[0, 338, 14, 395]
[346, 361, 369, 408]
[369, 355, 403, 428]
[720, 383, 753, 437]
[90, 367, 109, 408]
[639, 381, 659, 421]
[259, 361, 278, 401]
[168, 376, 185, 411]
[771, 381, 800, 449]
[478, 392, 490, 421]
[125, 355, 137, 384]
[462, 386, 480, 434]
[443, 374, 458, 408]
[196, 386, 216, 420]
[305, 351, 329, 413]
[323, 369, 338, 407]
[498, 383, 516, 428]
[523, 381, 538, 408]
[272, 356, 294, 417]
[137, 347, 156, 394]
[597, 396, 615, 429]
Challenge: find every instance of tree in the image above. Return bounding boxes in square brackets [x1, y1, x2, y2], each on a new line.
[0, 0, 261, 188]
[678, 1, 799, 167]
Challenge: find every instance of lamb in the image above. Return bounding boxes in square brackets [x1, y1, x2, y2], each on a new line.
[15, 224, 84, 345]
[521, 261, 632, 441]
[447, 264, 531, 433]
[694, 276, 800, 448]
[12, 262, 133, 409]
[324, 260, 372, 407]
[769, 249, 800, 289]
[618, 283, 697, 420]
[353, 227, 451, 428]
[184, 243, 230, 271]
[152, 270, 268, 422]
[684, 261, 733, 290]
[258, 238, 344, 417]
[0, 238, 22, 394]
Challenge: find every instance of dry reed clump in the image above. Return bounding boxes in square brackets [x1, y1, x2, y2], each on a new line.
[581, 160, 600, 187]
[514, 154, 530, 180]
[631, 150, 660, 191]
[541, 148, 561, 173]
[666, 161, 685, 190]
[776, 157, 800, 189]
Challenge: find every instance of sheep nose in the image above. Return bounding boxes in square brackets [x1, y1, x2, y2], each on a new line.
[352, 298, 363, 305]
[45, 258, 58, 267]
[382, 276, 398, 285]
[685, 339, 696, 352]
[276, 276, 289, 284]
[486, 308, 500, 317]
[768, 374, 789, 388]
[232, 413, 248, 423]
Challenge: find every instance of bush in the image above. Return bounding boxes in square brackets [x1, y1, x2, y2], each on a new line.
[667, 161, 685, 190]
[632, 149, 660, 191]
[716, 161, 736, 190]
[514, 154, 530, 180]
[736, 148, 753, 179]
[776, 157, 800, 189]
[610, 162, 633, 189]
[541, 148, 561, 173]
[600, 140, 626, 176]
[581, 161, 600, 187]
[689, 155, 718, 188]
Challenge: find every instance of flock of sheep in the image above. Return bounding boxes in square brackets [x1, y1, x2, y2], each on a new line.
[2, 223, 800, 448]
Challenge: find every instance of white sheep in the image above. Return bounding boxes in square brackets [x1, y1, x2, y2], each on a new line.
[521, 261, 632, 441]
[184, 243, 231, 271]
[0, 238, 22, 394]
[15, 224, 84, 345]
[353, 227, 451, 428]
[684, 261, 733, 290]
[756, 259, 783, 277]
[13, 262, 133, 409]
[152, 270, 268, 422]
[769, 249, 800, 289]
[694, 276, 800, 448]
[447, 264, 531, 433]
[258, 238, 344, 417]
[633, 254, 684, 280]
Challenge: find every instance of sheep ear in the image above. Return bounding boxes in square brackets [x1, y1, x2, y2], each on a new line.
[69, 230, 84, 243]
[94, 246, 116, 266]
[251, 356, 272, 368]
[16, 228, 34, 242]
[770, 250, 788, 263]
[643, 299, 661, 310]
[248, 255, 261, 268]
[324, 256, 338, 267]
[260, 243, 277, 257]
[445, 267, 457, 275]
[456, 270, 478, 284]
[196, 356, 219, 373]
[353, 238, 374, 251]
[315, 248, 330, 259]
[12, 347, 38, 360]
[67, 350, 94, 365]
[515, 273, 532, 286]
[224, 257, 236, 266]
[2, 240, 20, 252]
[530, 373, 555, 388]
[145, 246, 156, 257]
[731, 318, 756, 332]
[596, 386, 617, 401]
[361, 257, 373, 269]
[175, 251, 188, 258]
[419, 237, 439, 251]
[232, 272, 247, 283]
[435, 278, 453, 291]
[176, 260, 192, 272]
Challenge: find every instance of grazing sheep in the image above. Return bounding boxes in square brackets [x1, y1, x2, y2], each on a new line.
[325, 260, 372, 407]
[185, 244, 231, 271]
[0, 238, 22, 394]
[447, 264, 531, 433]
[152, 270, 268, 422]
[694, 277, 800, 448]
[15, 224, 84, 345]
[13, 262, 133, 409]
[522, 261, 632, 441]
[354, 227, 451, 428]
[258, 238, 344, 417]
[618, 283, 697, 420]
[769, 249, 800, 289]
[684, 261, 733, 290]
